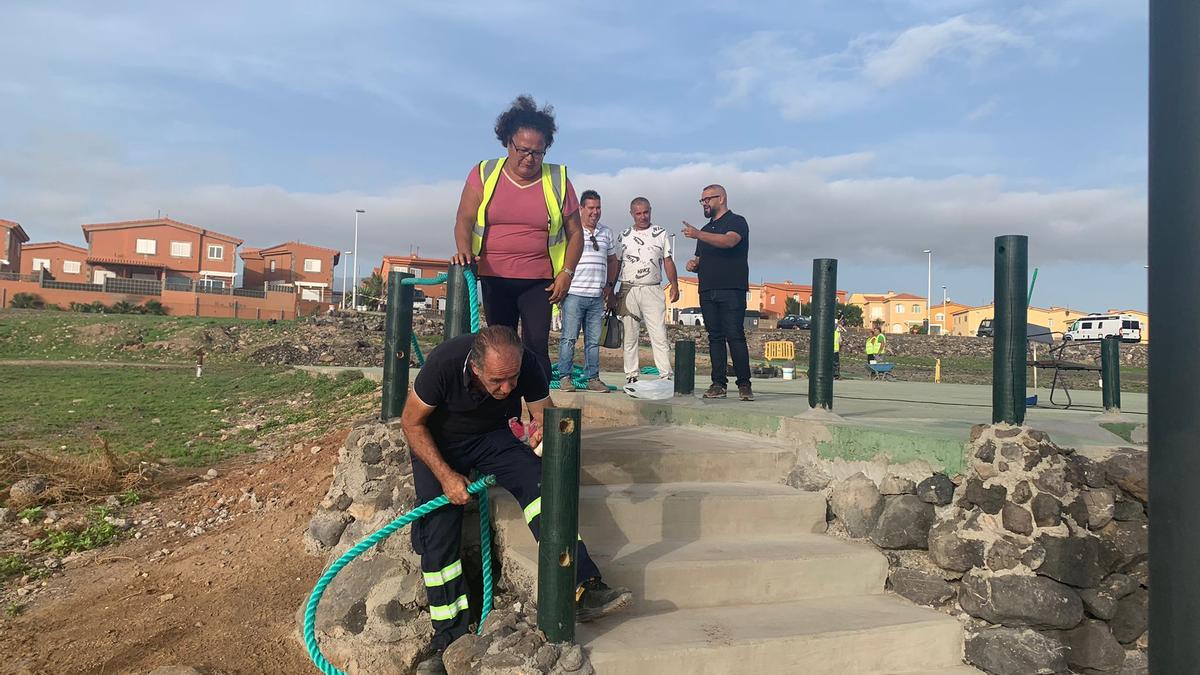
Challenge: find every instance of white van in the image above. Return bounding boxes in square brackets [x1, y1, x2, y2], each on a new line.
[1064, 314, 1142, 343]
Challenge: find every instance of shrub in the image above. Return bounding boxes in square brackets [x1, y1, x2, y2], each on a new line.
[109, 301, 137, 314]
[142, 299, 168, 315]
[10, 292, 44, 309]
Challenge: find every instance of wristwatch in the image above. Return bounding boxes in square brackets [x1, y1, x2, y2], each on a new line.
[562, 268, 575, 277]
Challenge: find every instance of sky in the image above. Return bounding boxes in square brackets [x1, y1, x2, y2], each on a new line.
[0, 1, 1149, 311]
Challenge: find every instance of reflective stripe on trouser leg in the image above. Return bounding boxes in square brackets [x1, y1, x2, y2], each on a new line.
[423, 559, 463, 588]
[429, 594, 470, 621]
[525, 496, 580, 540]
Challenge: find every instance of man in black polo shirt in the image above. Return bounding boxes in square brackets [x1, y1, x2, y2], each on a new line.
[400, 325, 631, 673]
[682, 183, 754, 401]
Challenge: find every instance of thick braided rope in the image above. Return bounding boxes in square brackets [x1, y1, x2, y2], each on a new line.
[303, 475, 496, 675]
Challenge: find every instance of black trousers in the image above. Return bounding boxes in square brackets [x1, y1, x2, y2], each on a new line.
[699, 288, 752, 387]
[479, 276, 553, 382]
[411, 428, 602, 650]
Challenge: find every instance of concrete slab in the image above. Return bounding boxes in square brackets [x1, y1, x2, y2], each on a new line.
[490, 482, 827, 545]
[577, 595, 966, 675]
[577, 426, 799, 484]
[503, 535, 889, 609]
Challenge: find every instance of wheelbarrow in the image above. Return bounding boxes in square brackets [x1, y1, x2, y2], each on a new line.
[866, 361, 897, 381]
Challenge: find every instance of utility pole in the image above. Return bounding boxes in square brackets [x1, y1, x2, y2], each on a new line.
[351, 209, 365, 309]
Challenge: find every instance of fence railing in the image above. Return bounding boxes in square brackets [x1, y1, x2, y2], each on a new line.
[0, 272, 42, 282]
[103, 278, 163, 296]
[266, 283, 295, 294]
[43, 280, 105, 293]
[233, 287, 266, 299]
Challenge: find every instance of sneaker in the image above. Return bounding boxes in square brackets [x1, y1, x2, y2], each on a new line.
[586, 378, 610, 393]
[576, 578, 633, 623]
[738, 384, 755, 401]
[414, 651, 447, 675]
[702, 384, 727, 399]
[559, 376, 576, 392]
[626, 375, 638, 384]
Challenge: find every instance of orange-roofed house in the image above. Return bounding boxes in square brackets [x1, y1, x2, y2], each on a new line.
[81, 218, 243, 288]
[848, 291, 929, 333]
[378, 255, 452, 309]
[760, 281, 848, 319]
[1, 220, 30, 273]
[241, 242, 342, 300]
[20, 242, 89, 282]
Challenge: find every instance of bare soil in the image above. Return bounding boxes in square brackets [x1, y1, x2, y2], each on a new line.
[0, 429, 346, 675]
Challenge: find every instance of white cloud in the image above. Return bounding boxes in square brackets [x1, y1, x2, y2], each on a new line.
[860, 16, 1025, 86]
[1, 131, 1144, 284]
[965, 98, 999, 122]
[717, 16, 1028, 120]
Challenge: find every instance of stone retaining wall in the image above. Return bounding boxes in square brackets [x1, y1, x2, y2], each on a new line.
[815, 424, 1148, 675]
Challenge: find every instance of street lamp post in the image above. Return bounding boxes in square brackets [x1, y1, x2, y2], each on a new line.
[351, 209, 365, 309]
[923, 249, 932, 334]
[340, 250, 352, 309]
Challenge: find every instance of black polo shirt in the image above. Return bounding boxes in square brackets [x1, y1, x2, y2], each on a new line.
[695, 210, 750, 292]
[413, 333, 550, 449]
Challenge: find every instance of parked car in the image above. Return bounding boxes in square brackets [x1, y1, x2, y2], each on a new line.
[1065, 314, 1142, 343]
[678, 307, 704, 327]
[977, 319, 994, 338]
[776, 315, 811, 330]
[412, 289, 427, 311]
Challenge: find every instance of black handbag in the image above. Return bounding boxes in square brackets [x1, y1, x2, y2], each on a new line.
[601, 311, 623, 349]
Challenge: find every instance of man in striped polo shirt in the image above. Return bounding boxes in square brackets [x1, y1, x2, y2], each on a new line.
[557, 189, 619, 392]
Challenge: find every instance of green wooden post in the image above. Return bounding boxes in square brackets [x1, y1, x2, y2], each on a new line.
[992, 236, 1028, 424]
[808, 259, 837, 409]
[537, 407, 581, 643]
[444, 264, 471, 340]
[674, 340, 695, 395]
[1101, 336, 1122, 413]
[381, 272, 413, 421]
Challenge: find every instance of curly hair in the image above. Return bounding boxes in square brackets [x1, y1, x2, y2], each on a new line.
[494, 94, 557, 149]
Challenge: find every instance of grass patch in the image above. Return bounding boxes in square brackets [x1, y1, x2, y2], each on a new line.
[31, 507, 120, 555]
[1101, 422, 1139, 444]
[0, 363, 379, 500]
[0, 555, 30, 580]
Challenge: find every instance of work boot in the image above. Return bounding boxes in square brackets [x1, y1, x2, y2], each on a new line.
[559, 376, 576, 392]
[586, 378, 609, 393]
[738, 384, 755, 401]
[576, 578, 633, 623]
[703, 384, 727, 399]
[414, 651, 447, 675]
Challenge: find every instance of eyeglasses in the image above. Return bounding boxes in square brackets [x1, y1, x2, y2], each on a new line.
[510, 144, 547, 160]
[699, 195, 721, 204]
[589, 233, 599, 251]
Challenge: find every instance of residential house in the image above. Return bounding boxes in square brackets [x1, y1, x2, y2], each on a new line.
[0, 220, 29, 273]
[378, 255, 452, 308]
[760, 281, 848, 319]
[950, 304, 1101, 339]
[929, 300, 971, 334]
[848, 291, 929, 333]
[20, 242, 89, 282]
[666, 276, 763, 322]
[242, 241, 342, 300]
[81, 218, 242, 288]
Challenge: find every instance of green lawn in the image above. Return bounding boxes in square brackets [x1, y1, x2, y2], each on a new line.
[0, 363, 377, 467]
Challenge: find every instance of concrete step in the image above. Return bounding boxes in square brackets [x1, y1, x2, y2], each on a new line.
[580, 426, 797, 484]
[503, 535, 888, 610]
[578, 594, 966, 675]
[491, 482, 828, 545]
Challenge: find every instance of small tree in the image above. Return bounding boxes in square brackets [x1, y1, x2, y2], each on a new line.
[784, 297, 801, 316]
[840, 303, 864, 327]
[356, 273, 383, 311]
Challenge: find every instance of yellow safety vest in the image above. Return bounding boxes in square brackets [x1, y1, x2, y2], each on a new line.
[833, 328, 841, 353]
[866, 334, 885, 355]
[472, 158, 569, 276]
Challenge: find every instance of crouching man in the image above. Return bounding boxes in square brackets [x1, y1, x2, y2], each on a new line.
[401, 325, 633, 674]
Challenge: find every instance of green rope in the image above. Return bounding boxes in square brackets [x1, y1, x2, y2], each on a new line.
[307, 269, 495, 675]
[304, 475, 496, 675]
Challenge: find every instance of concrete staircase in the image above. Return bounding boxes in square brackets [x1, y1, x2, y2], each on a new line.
[492, 426, 977, 674]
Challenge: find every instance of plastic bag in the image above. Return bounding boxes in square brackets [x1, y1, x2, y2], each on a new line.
[623, 378, 674, 400]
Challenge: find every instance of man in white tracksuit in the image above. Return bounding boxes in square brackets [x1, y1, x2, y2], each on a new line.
[615, 197, 679, 384]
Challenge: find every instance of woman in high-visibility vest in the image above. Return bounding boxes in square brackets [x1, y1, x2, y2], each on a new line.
[451, 96, 585, 380]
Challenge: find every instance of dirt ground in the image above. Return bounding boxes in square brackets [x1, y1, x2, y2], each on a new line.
[0, 428, 347, 675]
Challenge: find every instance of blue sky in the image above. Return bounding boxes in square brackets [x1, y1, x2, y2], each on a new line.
[0, 1, 1148, 311]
